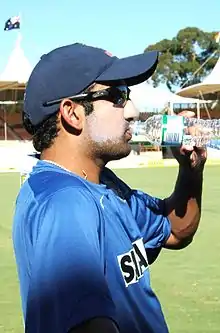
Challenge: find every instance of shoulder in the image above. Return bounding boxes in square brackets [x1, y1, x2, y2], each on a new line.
[46, 185, 99, 212]
[16, 177, 101, 242]
[42, 186, 101, 233]
[17, 170, 101, 221]
[27, 168, 91, 200]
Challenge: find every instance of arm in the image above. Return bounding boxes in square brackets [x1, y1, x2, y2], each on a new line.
[164, 147, 206, 249]
[26, 187, 118, 333]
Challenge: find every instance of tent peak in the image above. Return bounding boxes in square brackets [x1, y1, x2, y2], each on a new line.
[0, 34, 32, 83]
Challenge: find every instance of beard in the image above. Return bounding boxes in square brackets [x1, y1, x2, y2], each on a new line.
[85, 111, 132, 164]
[86, 136, 132, 165]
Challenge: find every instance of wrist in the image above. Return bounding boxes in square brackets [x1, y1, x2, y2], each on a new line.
[179, 163, 204, 176]
[177, 165, 204, 192]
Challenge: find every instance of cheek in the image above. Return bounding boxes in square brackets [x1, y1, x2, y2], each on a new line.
[87, 107, 125, 142]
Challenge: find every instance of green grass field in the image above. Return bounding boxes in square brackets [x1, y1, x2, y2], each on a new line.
[0, 166, 220, 333]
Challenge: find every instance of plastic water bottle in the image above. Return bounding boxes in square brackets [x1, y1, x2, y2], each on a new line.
[130, 115, 220, 149]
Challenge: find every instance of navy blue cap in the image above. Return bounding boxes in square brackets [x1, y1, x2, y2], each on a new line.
[24, 43, 158, 125]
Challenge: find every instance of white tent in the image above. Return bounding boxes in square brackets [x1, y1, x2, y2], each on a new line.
[176, 54, 220, 98]
[0, 33, 32, 92]
[130, 83, 210, 114]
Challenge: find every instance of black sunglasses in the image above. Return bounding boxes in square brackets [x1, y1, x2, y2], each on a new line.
[43, 85, 131, 108]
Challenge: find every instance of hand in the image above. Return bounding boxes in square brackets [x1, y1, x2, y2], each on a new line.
[170, 111, 207, 170]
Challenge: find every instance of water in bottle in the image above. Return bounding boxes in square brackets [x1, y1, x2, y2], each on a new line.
[130, 115, 220, 148]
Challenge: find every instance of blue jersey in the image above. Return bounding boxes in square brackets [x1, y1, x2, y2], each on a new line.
[13, 160, 171, 333]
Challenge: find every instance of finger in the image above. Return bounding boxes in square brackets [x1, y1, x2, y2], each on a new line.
[187, 126, 202, 136]
[187, 126, 211, 137]
[193, 146, 207, 155]
[193, 146, 207, 160]
[190, 152, 198, 167]
[178, 111, 195, 118]
[181, 145, 194, 153]
[190, 148, 207, 168]
[194, 146, 206, 153]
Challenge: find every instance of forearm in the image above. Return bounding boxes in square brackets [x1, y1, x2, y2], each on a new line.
[164, 165, 204, 242]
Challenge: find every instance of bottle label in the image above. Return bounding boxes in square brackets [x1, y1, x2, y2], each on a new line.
[161, 115, 184, 146]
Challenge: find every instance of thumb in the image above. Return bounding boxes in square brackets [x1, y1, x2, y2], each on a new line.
[177, 111, 195, 118]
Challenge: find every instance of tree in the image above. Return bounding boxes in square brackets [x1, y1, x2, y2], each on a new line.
[144, 27, 220, 92]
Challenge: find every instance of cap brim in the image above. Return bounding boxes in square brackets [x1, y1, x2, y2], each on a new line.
[96, 51, 158, 86]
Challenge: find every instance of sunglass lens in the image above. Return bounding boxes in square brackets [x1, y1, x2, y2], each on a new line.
[112, 86, 129, 106]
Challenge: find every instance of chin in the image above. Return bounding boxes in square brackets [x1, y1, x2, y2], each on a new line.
[108, 144, 131, 161]
[94, 140, 132, 164]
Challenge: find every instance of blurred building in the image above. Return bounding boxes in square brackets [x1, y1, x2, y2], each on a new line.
[0, 34, 31, 140]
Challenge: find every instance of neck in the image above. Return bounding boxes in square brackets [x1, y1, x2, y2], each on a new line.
[41, 147, 103, 184]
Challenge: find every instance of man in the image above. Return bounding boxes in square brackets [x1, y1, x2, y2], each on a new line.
[13, 43, 206, 333]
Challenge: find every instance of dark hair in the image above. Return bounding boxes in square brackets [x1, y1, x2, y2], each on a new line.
[23, 111, 60, 152]
[23, 100, 94, 153]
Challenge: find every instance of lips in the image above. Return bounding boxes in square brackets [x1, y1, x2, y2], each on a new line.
[125, 129, 132, 140]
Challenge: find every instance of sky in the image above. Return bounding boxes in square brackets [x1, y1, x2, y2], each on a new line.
[0, 0, 219, 75]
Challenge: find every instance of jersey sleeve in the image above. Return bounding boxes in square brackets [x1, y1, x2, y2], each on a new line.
[26, 187, 116, 332]
[129, 190, 171, 249]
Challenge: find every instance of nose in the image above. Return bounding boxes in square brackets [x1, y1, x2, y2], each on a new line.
[124, 100, 140, 121]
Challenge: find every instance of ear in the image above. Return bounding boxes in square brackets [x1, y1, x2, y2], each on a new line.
[59, 99, 84, 130]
